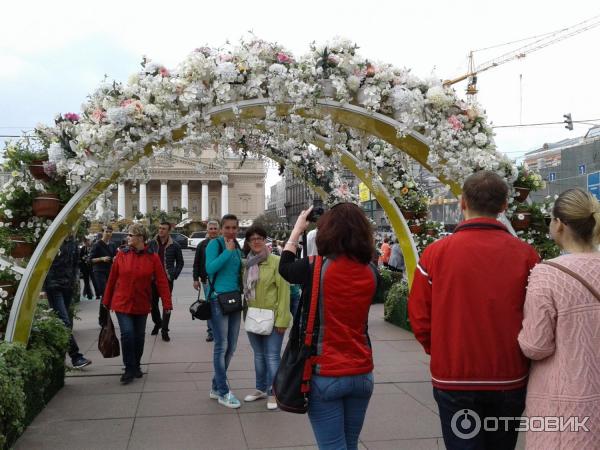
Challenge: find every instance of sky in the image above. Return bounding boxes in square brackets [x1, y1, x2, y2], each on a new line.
[1, 0, 599, 192]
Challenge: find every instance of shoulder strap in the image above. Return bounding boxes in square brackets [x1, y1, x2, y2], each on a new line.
[541, 261, 600, 302]
[301, 256, 323, 394]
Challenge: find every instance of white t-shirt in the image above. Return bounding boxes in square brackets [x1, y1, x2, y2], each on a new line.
[306, 229, 318, 257]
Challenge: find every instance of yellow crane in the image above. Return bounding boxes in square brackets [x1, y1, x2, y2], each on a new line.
[444, 13, 600, 101]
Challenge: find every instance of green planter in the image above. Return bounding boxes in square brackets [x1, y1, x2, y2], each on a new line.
[384, 281, 412, 331]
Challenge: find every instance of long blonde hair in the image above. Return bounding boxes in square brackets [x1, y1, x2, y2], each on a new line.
[552, 188, 600, 246]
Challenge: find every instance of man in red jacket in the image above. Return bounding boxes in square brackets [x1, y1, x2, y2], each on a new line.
[408, 171, 539, 450]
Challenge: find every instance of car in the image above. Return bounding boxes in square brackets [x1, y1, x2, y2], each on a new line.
[170, 232, 189, 249]
[110, 232, 128, 247]
[188, 231, 207, 250]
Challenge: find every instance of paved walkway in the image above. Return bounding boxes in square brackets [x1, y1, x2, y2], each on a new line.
[15, 250, 521, 449]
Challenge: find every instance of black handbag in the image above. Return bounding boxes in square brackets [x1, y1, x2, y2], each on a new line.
[207, 239, 244, 316]
[98, 313, 120, 358]
[189, 290, 212, 320]
[272, 256, 323, 414]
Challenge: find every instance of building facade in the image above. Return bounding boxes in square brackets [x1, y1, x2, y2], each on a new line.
[108, 148, 267, 222]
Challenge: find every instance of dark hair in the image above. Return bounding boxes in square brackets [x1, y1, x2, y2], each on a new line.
[245, 225, 267, 240]
[553, 188, 600, 245]
[221, 214, 238, 225]
[159, 222, 172, 230]
[103, 225, 113, 232]
[462, 171, 508, 216]
[315, 203, 374, 264]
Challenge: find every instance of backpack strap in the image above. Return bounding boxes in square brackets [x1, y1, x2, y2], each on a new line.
[541, 261, 600, 302]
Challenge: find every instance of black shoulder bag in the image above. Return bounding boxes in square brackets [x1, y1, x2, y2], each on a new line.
[207, 239, 244, 315]
[273, 256, 323, 413]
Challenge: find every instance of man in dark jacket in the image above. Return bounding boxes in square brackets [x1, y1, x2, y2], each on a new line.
[149, 222, 184, 341]
[89, 225, 117, 326]
[192, 219, 220, 341]
[44, 235, 91, 369]
[79, 238, 95, 300]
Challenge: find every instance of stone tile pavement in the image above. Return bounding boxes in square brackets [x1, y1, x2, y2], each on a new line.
[15, 250, 524, 449]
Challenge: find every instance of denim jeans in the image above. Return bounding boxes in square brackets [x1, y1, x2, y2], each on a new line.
[210, 299, 241, 396]
[433, 387, 526, 450]
[247, 330, 284, 395]
[115, 312, 147, 374]
[46, 286, 82, 363]
[203, 284, 212, 336]
[308, 372, 374, 450]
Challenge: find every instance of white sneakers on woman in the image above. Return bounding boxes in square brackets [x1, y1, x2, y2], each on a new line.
[267, 395, 278, 410]
[244, 390, 267, 402]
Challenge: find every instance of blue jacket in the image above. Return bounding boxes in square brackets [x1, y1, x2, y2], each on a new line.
[205, 236, 242, 298]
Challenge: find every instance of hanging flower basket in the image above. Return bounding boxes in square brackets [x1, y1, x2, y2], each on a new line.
[0, 282, 17, 298]
[9, 236, 35, 258]
[32, 193, 61, 218]
[409, 224, 423, 234]
[511, 212, 532, 231]
[401, 209, 427, 220]
[28, 159, 50, 181]
[514, 187, 530, 203]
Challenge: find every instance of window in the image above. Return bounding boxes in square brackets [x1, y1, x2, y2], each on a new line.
[211, 198, 217, 216]
[242, 199, 249, 213]
[132, 201, 138, 213]
[152, 199, 158, 211]
[579, 164, 586, 175]
[548, 172, 556, 182]
[172, 199, 178, 212]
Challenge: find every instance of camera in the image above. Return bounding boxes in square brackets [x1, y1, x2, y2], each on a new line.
[307, 206, 325, 223]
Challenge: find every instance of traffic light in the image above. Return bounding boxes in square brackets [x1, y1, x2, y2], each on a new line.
[563, 113, 573, 131]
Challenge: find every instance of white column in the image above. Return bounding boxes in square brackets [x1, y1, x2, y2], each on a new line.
[201, 181, 209, 220]
[139, 183, 147, 216]
[160, 180, 168, 212]
[95, 198, 104, 220]
[220, 175, 229, 216]
[117, 183, 126, 218]
[181, 181, 189, 220]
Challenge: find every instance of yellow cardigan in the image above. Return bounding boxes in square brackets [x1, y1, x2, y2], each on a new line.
[246, 254, 291, 328]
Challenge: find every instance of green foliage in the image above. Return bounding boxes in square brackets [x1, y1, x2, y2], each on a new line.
[0, 305, 68, 449]
[514, 164, 545, 191]
[253, 211, 288, 238]
[384, 281, 411, 331]
[1, 140, 47, 171]
[374, 267, 404, 304]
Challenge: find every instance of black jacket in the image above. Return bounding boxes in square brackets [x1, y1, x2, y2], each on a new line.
[149, 236, 184, 281]
[89, 239, 117, 273]
[192, 237, 216, 283]
[44, 237, 79, 290]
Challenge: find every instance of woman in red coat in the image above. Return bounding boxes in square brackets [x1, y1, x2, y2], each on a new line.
[103, 224, 173, 384]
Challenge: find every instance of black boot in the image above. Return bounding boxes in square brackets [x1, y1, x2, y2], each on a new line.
[161, 311, 171, 342]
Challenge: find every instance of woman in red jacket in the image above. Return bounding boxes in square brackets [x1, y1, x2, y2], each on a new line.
[279, 203, 378, 450]
[103, 224, 173, 384]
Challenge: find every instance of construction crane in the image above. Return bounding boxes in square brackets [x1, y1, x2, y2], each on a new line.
[444, 13, 600, 100]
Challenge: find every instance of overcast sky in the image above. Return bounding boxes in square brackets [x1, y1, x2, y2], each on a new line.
[1, 0, 599, 190]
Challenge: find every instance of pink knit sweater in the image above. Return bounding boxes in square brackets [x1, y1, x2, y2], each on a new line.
[519, 252, 600, 450]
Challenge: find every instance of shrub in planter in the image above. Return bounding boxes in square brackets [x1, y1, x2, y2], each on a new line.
[0, 305, 68, 449]
[384, 281, 411, 331]
[374, 267, 404, 304]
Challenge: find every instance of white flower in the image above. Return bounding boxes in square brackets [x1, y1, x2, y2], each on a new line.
[426, 86, 454, 108]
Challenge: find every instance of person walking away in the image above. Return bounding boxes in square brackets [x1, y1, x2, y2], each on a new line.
[242, 225, 291, 410]
[408, 171, 540, 450]
[79, 238, 95, 300]
[149, 222, 184, 342]
[279, 203, 378, 450]
[518, 188, 600, 450]
[89, 225, 117, 326]
[193, 219, 220, 342]
[205, 214, 243, 409]
[103, 224, 172, 384]
[378, 237, 391, 267]
[387, 239, 404, 273]
[44, 235, 91, 369]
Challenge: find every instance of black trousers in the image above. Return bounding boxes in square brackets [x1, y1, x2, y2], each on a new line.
[151, 280, 174, 330]
[94, 271, 110, 326]
[81, 266, 95, 299]
[433, 387, 526, 450]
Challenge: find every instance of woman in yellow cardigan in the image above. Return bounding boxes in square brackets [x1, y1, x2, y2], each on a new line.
[242, 225, 291, 410]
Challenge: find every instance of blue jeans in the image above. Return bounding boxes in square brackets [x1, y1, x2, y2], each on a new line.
[203, 284, 212, 336]
[247, 330, 284, 395]
[308, 373, 374, 450]
[210, 299, 241, 396]
[115, 313, 147, 374]
[46, 286, 82, 363]
[433, 387, 526, 450]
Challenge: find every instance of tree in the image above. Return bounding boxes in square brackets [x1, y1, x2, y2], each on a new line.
[253, 211, 287, 237]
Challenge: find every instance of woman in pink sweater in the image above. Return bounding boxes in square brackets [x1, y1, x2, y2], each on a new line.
[519, 188, 600, 450]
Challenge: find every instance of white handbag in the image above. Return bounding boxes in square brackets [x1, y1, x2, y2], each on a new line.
[244, 307, 275, 335]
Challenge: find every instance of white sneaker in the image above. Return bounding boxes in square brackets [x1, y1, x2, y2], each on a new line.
[244, 390, 267, 402]
[267, 395, 278, 410]
[218, 392, 241, 409]
[209, 389, 219, 400]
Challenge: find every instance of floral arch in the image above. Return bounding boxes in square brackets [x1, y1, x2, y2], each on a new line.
[2, 37, 516, 343]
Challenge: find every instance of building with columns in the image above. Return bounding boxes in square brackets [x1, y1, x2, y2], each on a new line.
[109, 148, 267, 222]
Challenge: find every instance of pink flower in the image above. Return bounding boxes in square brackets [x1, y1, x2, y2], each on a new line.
[159, 66, 169, 77]
[447, 115, 463, 131]
[64, 112, 80, 122]
[327, 54, 339, 66]
[218, 53, 233, 62]
[91, 108, 106, 123]
[277, 52, 292, 64]
[120, 99, 143, 112]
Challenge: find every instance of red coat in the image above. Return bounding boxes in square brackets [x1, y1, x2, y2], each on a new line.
[408, 217, 540, 391]
[103, 246, 172, 315]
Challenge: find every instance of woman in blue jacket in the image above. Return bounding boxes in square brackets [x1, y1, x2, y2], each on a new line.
[205, 214, 243, 409]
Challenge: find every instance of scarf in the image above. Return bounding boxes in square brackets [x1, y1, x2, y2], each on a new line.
[243, 247, 269, 302]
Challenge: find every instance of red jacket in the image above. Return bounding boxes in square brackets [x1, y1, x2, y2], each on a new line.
[408, 218, 540, 391]
[103, 246, 172, 315]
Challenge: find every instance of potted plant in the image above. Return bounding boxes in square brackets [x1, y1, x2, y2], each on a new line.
[2, 140, 49, 180]
[0, 180, 36, 226]
[396, 189, 429, 220]
[32, 176, 73, 219]
[511, 204, 532, 231]
[513, 164, 545, 202]
[0, 266, 21, 299]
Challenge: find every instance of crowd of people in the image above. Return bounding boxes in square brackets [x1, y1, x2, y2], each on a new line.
[42, 169, 600, 450]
